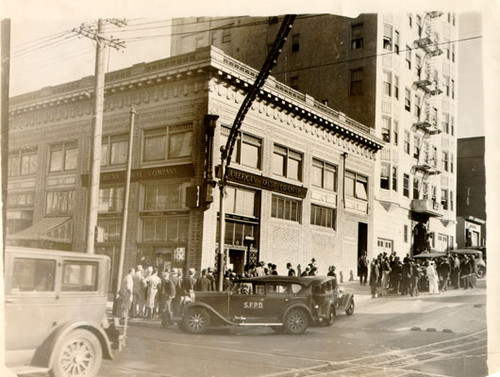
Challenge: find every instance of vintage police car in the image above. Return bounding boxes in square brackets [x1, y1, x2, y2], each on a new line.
[179, 275, 354, 335]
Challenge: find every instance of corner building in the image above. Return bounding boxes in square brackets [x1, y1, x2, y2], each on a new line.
[7, 46, 383, 286]
[171, 12, 459, 258]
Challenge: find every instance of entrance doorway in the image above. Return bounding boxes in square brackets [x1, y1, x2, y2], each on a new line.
[229, 248, 246, 275]
[357, 222, 368, 276]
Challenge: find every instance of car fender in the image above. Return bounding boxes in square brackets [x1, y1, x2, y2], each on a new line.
[282, 303, 314, 323]
[183, 302, 234, 325]
[31, 320, 113, 369]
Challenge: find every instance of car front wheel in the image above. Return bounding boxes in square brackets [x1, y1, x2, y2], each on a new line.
[182, 307, 211, 334]
[476, 266, 486, 279]
[50, 329, 103, 377]
[323, 306, 335, 326]
[284, 308, 308, 334]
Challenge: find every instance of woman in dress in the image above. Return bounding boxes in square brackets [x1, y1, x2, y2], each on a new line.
[426, 261, 440, 294]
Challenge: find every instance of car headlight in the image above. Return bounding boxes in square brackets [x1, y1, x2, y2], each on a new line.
[314, 305, 319, 309]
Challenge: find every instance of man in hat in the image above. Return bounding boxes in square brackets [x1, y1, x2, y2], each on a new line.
[195, 269, 212, 291]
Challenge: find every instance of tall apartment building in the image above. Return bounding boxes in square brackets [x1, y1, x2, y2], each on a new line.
[171, 13, 459, 256]
[456, 136, 486, 248]
[7, 46, 382, 288]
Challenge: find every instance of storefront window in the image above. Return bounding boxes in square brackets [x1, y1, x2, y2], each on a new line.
[46, 190, 74, 215]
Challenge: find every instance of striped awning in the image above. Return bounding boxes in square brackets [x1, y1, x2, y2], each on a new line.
[8, 217, 72, 243]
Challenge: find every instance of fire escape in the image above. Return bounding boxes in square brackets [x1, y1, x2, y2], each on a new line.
[409, 12, 444, 254]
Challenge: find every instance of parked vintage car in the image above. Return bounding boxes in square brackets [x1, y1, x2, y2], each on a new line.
[413, 249, 486, 278]
[178, 275, 354, 335]
[4, 246, 120, 377]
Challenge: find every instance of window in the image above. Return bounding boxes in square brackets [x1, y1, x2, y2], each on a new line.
[143, 124, 192, 162]
[272, 145, 302, 181]
[450, 190, 454, 211]
[46, 190, 74, 215]
[404, 224, 408, 243]
[403, 174, 410, 197]
[271, 194, 301, 222]
[383, 24, 393, 51]
[444, 76, 450, 97]
[394, 75, 399, 99]
[49, 142, 77, 173]
[441, 189, 449, 210]
[450, 153, 454, 173]
[224, 186, 256, 217]
[6, 210, 33, 236]
[380, 163, 390, 190]
[381, 117, 391, 142]
[442, 151, 449, 172]
[451, 116, 455, 136]
[8, 149, 38, 177]
[415, 54, 422, 77]
[392, 166, 398, 192]
[312, 158, 337, 191]
[413, 178, 419, 199]
[311, 204, 336, 229]
[416, 15, 422, 36]
[431, 107, 438, 126]
[222, 31, 231, 43]
[404, 131, 410, 154]
[96, 218, 121, 242]
[446, 45, 450, 60]
[221, 126, 262, 170]
[12, 258, 56, 292]
[142, 216, 189, 242]
[101, 134, 128, 167]
[345, 171, 368, 200]
[7, 192, 34, 207]
[442, 113, 450, 134]
[350, 68, 363, 95]
[99, 187, 124, 213]
[351, 24, 363, 50]
[414, 94, 421, 117]
[383, 71, 392, 96]
[62, 262, 98, 291]
[452, 44, 455, 62]
[394, 30, 400, 54]
[409, 14, 413, 28]
[405, 88, 411, 111]
[451, 79, 455, 99]
[292, 34, 300, 52]
[393, 120, 399, 145]
[406, 46, 412, 70]
[143, 183, 186, 211]
[413, 135, 421, 159]
[290, 75, 299, 90]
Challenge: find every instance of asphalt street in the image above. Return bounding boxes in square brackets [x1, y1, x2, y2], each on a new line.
[98, 279, 488, 377]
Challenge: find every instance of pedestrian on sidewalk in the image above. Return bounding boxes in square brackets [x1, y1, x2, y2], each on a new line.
[438, 257, 451, 292]
[358, 251, 368, 286]
[426, 261, 439, 294]
[409, 259, 420, 297]
[369, 259, 379, 298]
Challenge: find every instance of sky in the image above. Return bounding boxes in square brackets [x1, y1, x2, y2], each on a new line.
[1, 1, 498, 140]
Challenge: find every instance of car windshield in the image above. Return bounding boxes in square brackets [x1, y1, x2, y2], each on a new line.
[312, 279, 337, 294]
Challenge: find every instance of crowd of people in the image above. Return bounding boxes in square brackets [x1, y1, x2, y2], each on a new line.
[116, 251, 478, 321]
[360, 251, 478, 298]
[117, 257, 332, 322]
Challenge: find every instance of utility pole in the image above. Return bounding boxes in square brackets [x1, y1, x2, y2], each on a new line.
[1, 19, 11, 254]
[74, 19, 126, 254]
[217, 15, 296, 290]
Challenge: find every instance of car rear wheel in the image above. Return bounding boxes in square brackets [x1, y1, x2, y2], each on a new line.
[345, 299, 355, 316]
[476, 265, 486, 279]
[182, 307, 211, 334]
[50, 329, 102, 377]
[284, 308, 308, 334]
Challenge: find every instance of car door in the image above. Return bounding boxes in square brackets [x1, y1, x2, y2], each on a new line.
[264, 282, 300, 321]
[229, 282, 267, 321]
[4, 253, 59, 358]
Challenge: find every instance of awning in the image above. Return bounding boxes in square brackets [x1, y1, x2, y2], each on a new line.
[8, 217, 72, 243]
